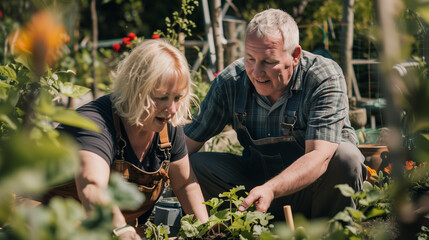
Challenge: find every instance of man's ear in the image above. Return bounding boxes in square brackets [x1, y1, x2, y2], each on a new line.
[292, 46, 302, 66]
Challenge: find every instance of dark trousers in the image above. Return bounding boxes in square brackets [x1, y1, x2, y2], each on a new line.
[190, 141, 367, 221]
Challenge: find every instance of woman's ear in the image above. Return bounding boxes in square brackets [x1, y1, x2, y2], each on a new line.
[292, 46, 302, 66]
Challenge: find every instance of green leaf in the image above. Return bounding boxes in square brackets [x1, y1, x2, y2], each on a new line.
[365, 189, 383, 204]
[51, 107, 100, 132]
[0, 81, 12, 87]
[359, 198, 369, 206]
[335, 184, 356, 197]
[219, 185, 245, 200]
[107, 173, 145, 210]
[203, 197, 224, 215]
[347, 208, 366, 221]
[366, 208, 386, 219]
[230, 218, 245, 231]
[239, 231, 253, 239]
[213, 208, 229, 221]
[59, 81, 91, 98]
[179, 215, 201, 238]
[345, 225, 358, 235]
[38, 90, 55, 116]
[362, 181, 374, 192]
[0, 66, 17, 80]
[15, 55, 33, 72]
[0, 114, 17, 130]
[332, 210, 352, 223]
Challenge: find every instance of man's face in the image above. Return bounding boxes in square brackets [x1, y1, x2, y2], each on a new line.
[244, 31, 301, 103]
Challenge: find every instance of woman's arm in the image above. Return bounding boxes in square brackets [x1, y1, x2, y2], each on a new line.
[75, 150, 140, 239]
[169, 155, 209, 223]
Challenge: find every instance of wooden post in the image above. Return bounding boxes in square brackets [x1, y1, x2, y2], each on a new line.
[210, 0, 224, 71]
[224, 20, 236, 66]
[340, 0, 355, 99]
[90, 0, 99, 99]
[283, 205, 295, 231]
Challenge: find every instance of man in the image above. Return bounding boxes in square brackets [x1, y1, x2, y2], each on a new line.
[184, 8, 366, 220]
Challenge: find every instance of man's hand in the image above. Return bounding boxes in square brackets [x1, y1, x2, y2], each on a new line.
[238, 185, 274, 213]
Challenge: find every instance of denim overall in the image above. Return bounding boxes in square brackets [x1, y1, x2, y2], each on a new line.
[233, 75, 305, 183]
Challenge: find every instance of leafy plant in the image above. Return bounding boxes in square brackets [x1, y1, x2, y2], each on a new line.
[144, 220, 170, 240]
[0, 10, 145, 240]
[153, 0, 199, 49]
[175, 186, 274, 240]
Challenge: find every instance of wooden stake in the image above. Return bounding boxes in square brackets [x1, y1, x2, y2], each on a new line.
[283, 205, 295, 231]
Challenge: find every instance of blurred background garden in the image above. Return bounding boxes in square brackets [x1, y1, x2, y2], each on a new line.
[1, 0, 429, 239]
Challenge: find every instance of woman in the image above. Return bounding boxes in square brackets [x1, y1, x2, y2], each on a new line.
[57, 39, 208, 239]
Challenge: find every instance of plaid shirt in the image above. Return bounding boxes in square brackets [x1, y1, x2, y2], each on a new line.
[184, 50, 358, 146]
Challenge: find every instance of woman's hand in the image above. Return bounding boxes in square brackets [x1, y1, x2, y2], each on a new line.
[169, 155, 209, 223]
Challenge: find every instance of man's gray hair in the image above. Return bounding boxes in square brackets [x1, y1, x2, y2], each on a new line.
[246, 8, 299, 55]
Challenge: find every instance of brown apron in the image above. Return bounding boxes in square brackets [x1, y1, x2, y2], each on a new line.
[42, 114, 171, 224]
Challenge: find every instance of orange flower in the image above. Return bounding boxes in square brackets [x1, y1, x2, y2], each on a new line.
[384, 163, 392, 175]
[366, 166, 377, 176]
[405, 161, 415, 171]
[366, 165, 378, 183]
[10, 11, 68, 68]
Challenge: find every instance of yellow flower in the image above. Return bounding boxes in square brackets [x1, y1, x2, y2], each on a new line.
[10, 11, 68, 69]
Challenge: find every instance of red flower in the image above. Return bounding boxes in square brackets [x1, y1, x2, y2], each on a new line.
[213, 71, 220, 77]
[152, 34, 160, 39]
[122, 37, 132, 46]
[0, 10, 3, 19]
[128, 32, 137, 40]
[112, 43, 120, 52]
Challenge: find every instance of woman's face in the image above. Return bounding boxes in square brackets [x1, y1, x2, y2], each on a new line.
[141, 77, 187, 132]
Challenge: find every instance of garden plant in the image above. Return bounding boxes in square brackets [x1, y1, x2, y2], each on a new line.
[1, 0, 429, 239]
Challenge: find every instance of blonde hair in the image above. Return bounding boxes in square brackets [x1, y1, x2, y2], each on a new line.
[246, 8, 299, 55]
[110, 39, 194, 127]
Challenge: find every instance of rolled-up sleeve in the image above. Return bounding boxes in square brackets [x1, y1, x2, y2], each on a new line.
[184, 77, 233, 142]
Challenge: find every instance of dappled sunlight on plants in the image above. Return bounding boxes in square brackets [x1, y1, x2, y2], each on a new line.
[0, 8, 145, 240]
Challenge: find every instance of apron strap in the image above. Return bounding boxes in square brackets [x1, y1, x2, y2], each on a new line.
[158, 124, 172, 164]
[113, 112, 127, 160]
[159, 125, 171, 149]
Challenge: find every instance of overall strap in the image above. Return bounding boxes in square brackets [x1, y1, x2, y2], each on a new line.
[113, 113, 127, 160]
[234, 75, 250, 124]
[281, 90, 303, 136]
[158, 124, 172, 162]
[285, 90, 302, 112]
